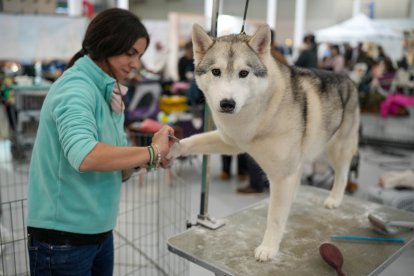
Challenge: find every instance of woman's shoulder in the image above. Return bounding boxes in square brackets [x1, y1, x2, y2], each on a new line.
[48, 70, 97, 104]
[53, 69, 95, 91]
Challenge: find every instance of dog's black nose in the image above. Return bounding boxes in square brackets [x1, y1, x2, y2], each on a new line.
[220, 99, 236, 113]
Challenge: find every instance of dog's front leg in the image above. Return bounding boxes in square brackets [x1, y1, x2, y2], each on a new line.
[255, 169, 302, 262]
[167, 130, 241, 158]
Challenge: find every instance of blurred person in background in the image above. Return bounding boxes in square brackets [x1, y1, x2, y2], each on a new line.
[270, 29, 288, 65]
[178, 41, 195, 82]
[321, 44, 346, 74]
[220, 154, 248, 181]
[294, 34, 318, 68]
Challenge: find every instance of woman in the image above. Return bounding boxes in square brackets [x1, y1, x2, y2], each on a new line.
[26, 8, 174, 275]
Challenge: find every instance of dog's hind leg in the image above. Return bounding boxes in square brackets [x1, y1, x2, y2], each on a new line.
[254, 166, 302, 261]
[324, 128, 359, 208]
[324, 83, 360, 208]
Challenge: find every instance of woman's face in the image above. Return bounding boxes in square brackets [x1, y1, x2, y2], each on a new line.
[105, 37, 147, 81]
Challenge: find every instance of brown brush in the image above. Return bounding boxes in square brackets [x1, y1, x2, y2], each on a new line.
[319, 243, 345, 276]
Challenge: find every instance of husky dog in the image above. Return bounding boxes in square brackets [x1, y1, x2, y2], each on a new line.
[168, 24, 359, 262]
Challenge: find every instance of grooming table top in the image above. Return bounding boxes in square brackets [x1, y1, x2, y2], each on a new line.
[168, 185, 414, 276]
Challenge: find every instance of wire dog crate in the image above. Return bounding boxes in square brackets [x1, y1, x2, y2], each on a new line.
[0, 116, 192, 275]
[0, 170, 191, 276]
[0, 199, 28, 276]
[115, 168, 190, 275]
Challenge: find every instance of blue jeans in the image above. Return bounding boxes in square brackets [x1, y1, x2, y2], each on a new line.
[28, 233, 114, 276]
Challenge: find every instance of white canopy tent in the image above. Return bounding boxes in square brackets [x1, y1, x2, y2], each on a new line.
[314, 13, 404, 62]
[372, 18, 414, 33]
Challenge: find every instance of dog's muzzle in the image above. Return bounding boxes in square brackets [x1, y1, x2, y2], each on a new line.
[219, 99, 236, 113]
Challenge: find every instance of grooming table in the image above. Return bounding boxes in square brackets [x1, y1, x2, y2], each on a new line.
[168, 185, 414, 276]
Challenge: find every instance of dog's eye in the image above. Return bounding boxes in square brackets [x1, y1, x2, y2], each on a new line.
[239, 70, 249, 78]
[211, 69, 221, 77]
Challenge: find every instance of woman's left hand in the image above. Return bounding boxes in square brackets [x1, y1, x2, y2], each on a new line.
[152, 125, 176, 162]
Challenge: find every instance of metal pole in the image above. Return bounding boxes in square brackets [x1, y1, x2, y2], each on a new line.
[266, 0, 277, 30]
[197, 0, 224, 230]
[210, 0, 219, 37]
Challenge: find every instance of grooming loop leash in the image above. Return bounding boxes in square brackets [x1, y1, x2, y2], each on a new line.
[240, 0, 250, 34]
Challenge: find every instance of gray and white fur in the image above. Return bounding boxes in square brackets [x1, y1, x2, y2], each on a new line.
[168, 24, 360, 262]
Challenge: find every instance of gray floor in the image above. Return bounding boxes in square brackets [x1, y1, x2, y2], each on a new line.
[183, 149, 414, 276]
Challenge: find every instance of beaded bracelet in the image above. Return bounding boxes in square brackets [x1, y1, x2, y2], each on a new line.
[146, 145, 155, 171]
[151, 143, 162, 169]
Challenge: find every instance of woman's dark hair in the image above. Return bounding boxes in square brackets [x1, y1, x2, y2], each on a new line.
[66, 8, 149, 69]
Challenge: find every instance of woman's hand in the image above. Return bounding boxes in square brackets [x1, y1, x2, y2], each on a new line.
[151, 125, 175, 167]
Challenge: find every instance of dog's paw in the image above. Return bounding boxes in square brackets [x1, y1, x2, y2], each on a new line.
[166, 142, 183, 159]
[254, 244, 278, 262]
[323, 196, 342, 209]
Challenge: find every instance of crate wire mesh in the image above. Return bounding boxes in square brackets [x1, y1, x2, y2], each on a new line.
[0, 99, 192, 275]
[114, 159, 191, 275]
[0, 142, 191, 276]
[0, 168, 191, 276]
[0, 199, 28, 276]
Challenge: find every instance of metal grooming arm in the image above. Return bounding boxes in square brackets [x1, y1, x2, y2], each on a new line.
[196, 0, 225, 230]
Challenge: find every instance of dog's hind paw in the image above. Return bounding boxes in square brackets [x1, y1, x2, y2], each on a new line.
[323, 196, 342, 209]
[254, 245, 278, 262]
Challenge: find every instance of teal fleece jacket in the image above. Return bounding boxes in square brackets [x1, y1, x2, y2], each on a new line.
[27, 56, 127, 234]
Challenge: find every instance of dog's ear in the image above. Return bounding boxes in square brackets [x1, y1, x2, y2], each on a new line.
[192, 24, 213, 61]
[248, 25, 271, 55]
